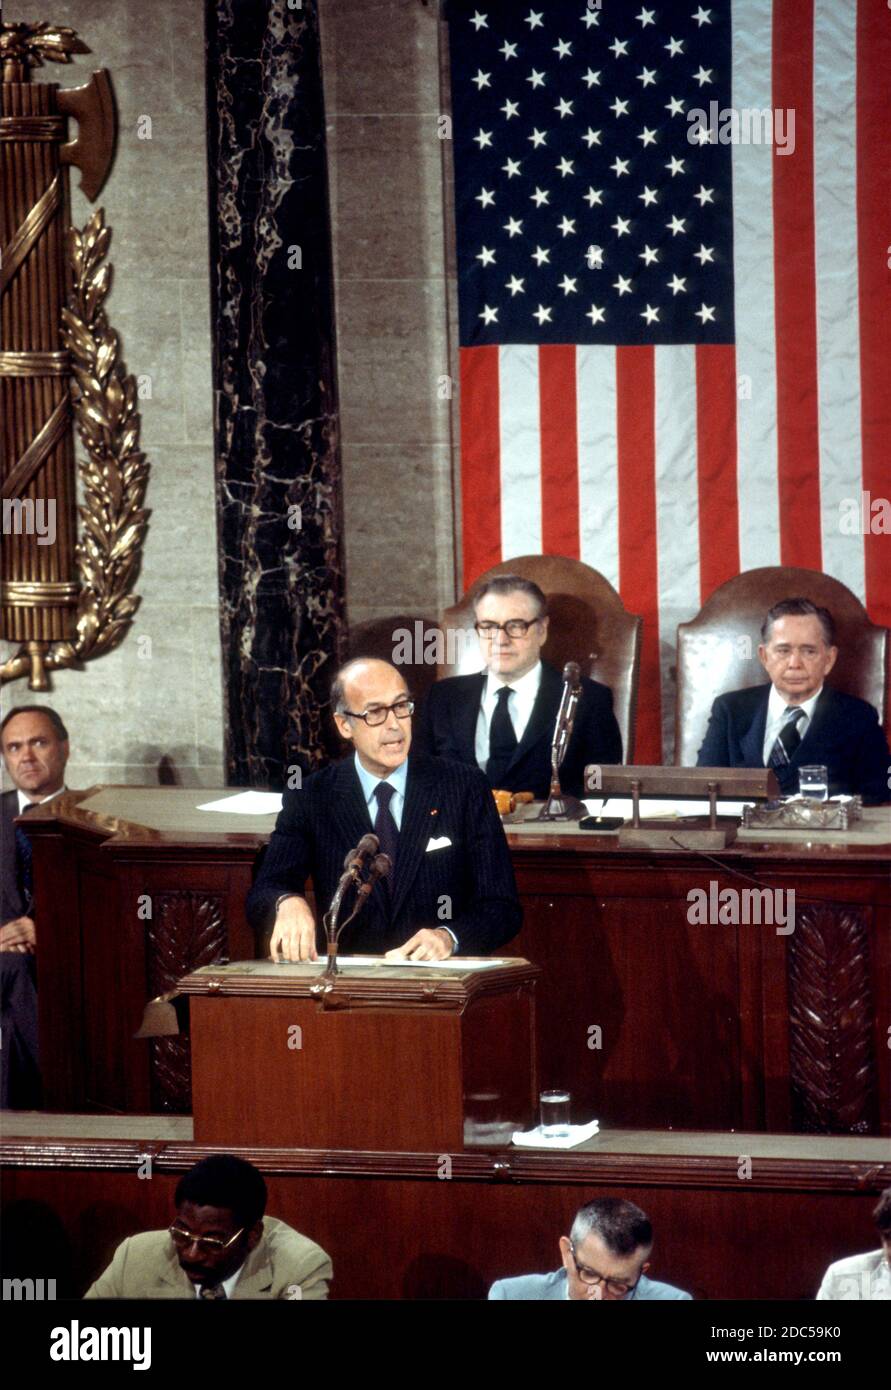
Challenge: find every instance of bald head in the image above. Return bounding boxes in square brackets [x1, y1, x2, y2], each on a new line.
[331, 658, 401, 714]
[331, 658, 413, 778]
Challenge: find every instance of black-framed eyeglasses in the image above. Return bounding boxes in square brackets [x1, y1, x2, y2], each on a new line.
[474, 619, 540, 640]
[168, 1223, 245, 1255]
[568, 1243, 641, 1298]
[341, 699, 415, 727]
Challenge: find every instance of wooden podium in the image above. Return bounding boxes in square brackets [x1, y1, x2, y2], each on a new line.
[177, 958, 540, 1151]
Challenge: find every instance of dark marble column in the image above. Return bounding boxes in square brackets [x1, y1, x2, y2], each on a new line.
[205, 0, 344, 788]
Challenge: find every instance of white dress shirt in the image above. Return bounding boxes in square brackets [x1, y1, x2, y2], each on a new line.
[761, 686, 823, 766]
[351, 753, 456, 949]
[474, 662, 543, 771]
[352, 753, 407, 830]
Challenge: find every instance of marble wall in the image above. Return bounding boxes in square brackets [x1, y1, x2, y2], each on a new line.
[2, 0, 225, 789]
[319, 0, 459, 644]
[205, 0, 345, 789]
[3, 0, 461, 791]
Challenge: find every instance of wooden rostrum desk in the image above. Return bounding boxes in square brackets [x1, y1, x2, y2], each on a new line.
[1, 1114, 888, 1301]
[23, 787, 891, 1134]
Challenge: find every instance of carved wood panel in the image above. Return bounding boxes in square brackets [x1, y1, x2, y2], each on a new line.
[788, 904, 877, 1134]
[147, 891, 226, 1113]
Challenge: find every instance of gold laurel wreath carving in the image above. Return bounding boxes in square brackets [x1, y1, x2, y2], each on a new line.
[0, 210, 150, 685]
[55, 209, 150, 667]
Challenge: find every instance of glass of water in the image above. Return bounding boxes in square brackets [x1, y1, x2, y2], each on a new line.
[798, 765, 829, 801]
[540, 1089, 571, 1139]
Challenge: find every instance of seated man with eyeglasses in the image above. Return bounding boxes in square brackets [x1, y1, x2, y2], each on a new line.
[416, 576, 622, 799]
[247, 656, 521, 962]
[85, 1155, 331, 1299]
[489, 1197, 691, 1301]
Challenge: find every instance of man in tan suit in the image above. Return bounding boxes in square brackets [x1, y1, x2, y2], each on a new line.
[85, 1155, 331, 1300]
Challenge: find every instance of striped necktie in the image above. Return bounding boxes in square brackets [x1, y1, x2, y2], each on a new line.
[768, 706, 806, 769]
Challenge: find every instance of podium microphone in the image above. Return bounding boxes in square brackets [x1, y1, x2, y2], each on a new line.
[556, 661, 581, 723]
[324, 844, 391, 978]
[536, 660, 584, 822]
[343, 833, 380, 876]
[356, 852, 391, 898]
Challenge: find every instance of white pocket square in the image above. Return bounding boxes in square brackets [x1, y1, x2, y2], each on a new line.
[425, 836, 452, 851]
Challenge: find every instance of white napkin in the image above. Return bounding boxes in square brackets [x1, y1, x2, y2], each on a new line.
[511, 1119, 600, 1149]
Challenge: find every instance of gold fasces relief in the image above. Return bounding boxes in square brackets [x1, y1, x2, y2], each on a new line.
[1, 24, 149, 690]
[1, 210, 150, 687]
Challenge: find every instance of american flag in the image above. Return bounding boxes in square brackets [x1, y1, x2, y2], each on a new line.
[447, 0, 890, 762]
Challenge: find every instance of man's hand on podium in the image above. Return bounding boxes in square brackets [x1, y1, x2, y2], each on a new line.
[0, 916, 36, 954]
[384, 927, 455, 963]
[269, 897, 318, 962]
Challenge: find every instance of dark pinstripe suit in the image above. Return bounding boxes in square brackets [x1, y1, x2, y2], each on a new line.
[246, 753, 522, 955]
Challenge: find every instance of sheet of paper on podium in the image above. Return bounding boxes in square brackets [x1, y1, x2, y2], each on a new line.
[196, 791, 283, 814]
[340, 955, 507, 970]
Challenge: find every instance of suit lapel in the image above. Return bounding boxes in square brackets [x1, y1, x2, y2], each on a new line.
[505, 662, 559, 774]
[456, 673, 486, 760]
[231, 1236, 274, 1298]
[389, 755, 437, 923]
[331, 756, 374, 848]
[158, 1245, 195, 1296]
[741, 687, 771, 766]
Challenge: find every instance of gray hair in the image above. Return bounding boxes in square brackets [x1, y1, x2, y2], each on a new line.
[761, 597, 836, 647]
[570, 1198, 653, 1256]
[471, 574, 548, 619]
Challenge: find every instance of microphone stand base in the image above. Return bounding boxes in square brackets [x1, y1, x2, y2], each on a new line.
[535, 793, 585, 822]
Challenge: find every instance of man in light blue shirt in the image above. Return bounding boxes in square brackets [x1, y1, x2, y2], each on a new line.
[352, 754, 408, 833]
[350, 756, 458, 954]
[489, 1197, 691, 1301]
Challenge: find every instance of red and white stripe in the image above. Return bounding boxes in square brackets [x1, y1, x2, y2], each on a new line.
[458, 0, 890, 762]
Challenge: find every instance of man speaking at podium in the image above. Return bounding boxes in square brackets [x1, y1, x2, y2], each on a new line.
[246, 658, 521, 962]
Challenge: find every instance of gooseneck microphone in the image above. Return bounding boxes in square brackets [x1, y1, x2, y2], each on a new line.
[323, 837, 391, 977]
[343, 833, 380, 876]
[355, 852, 391, 901]
[536, 660, 584, 822]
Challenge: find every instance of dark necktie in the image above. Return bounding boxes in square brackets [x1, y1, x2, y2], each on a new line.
[15, 802, 38, 904]
[199, 1282, 227, 1300]
[768, 706, 806, 769]
[486, 686, 517, 785]
[373, 782, 399, 878]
